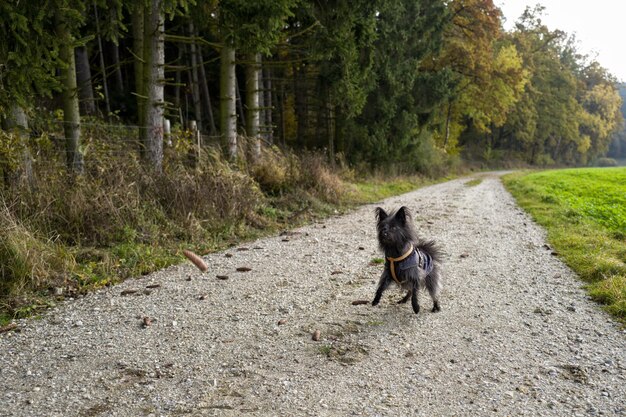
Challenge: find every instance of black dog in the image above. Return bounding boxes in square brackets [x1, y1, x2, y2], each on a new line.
[371, 206, 442, 314]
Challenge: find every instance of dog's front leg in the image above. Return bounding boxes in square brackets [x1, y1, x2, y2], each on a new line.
[398, 291, 411, 304]
[372, 273, 391, 306]
[410, 285, 420, 314]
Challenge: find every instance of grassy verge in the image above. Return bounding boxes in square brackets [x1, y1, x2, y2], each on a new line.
[464, 178, 482, 187]
[503, 168, 626, 322]
[347, 176, 430, 203]
[0, 158, 432, 325]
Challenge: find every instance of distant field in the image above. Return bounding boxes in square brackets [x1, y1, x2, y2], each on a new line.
[503, 168, 626, 322]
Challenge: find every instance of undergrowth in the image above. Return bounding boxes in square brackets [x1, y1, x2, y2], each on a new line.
[0, 131, 432, 324]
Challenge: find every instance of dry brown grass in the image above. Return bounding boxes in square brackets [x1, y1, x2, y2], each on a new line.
[250, 145, 346, 204]
[0, 132, 358, 321]
[250, 145, 300, 194]
[0, 201, 74, 297]
[299, 153, 346, 203]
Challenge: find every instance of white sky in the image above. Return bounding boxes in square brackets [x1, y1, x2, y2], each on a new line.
[497, 1, 626, 82]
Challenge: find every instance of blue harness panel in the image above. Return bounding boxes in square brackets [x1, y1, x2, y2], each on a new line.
[388, 248, 434, 282]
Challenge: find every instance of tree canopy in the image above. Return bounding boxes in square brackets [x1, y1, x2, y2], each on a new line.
[0, 0, 622, 178]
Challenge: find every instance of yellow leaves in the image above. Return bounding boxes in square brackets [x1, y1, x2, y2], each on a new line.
[582, 83, 622, 132]
[0, 130, 27, 172]
[577, 134, 591, 154]
[427, 1, 531, 152]
[577, 82, 623, 159]
[451, 43, 528, 134]
[494, 44, 529, 96]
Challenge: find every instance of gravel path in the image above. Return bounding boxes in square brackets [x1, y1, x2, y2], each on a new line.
[1, 173, 624, 417]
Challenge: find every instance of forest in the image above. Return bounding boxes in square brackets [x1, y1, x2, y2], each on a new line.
[2, 0, 623, 175]
[608, 83, 626, 160]
[0, 0, 624, 314]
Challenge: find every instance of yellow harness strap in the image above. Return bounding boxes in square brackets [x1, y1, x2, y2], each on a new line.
[387, 245, 414, 284]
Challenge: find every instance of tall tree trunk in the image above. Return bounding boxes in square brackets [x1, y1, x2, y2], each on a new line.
[1, 105, 33, 188]
[552, 136, 562, 162]
[174, 45, 182, 109]
[93, 1, 111, 116]
[142, 0, 164, 172]
[327, 99, 335, 166]
[258, 67, 265, 142]
[245, 53, 261, 160]
[335, 108, 344, 157]
[132, 4, 144, 125]
[278, 81, 286, 146]
[235, 76, 245, 131]
[188, 22, 203, 133]
[197, 44, 216, 136]
[75, 46, 96, 115]
[263, 66, 273, 144]
[293, 62, 308, 147]
[57, 16, 84, 174]
[530, 142, 538, 165]
[315, 80, 324, 147]
[186, 65, 194, 126]
[220, 42, 237, 160]
[109, 5, 124, 94]
[443, 100, 452, 149]
[110, 41, 124, 94]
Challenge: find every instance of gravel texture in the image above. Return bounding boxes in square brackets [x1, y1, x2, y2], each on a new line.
[1, 173, 625, 416]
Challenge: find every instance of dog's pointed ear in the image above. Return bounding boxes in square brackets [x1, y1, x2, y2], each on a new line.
[375, 207, 388, 223]
[395, 206, 411, 224]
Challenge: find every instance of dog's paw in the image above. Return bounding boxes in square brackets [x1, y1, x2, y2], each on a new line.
[397, 292, 411, 304]
[411, 296, 420, 314]
[431, 302, 441, 312]
[371, 299, 379, 306]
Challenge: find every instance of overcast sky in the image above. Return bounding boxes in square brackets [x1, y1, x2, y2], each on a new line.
[497, 0, 625, 82]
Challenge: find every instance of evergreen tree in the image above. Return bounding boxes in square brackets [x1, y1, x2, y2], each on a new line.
[55, 2, 85, 174]
[353, 0, 448, 169]
[217, 0, 296, 160]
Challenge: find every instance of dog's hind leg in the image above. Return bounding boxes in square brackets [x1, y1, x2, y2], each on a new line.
[410, 285, 420, 314]
[397, 291, 411, 304]
[425, 272, 441, 312]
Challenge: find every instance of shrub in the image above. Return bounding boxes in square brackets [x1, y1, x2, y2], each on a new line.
[250, 146, 300, 194]
[410, 133, 451, 178]
[0, 201, 73, 296]
[299, 152, 345, 203]
[595, 157, 618, 167]
[10, 141, 265, 247]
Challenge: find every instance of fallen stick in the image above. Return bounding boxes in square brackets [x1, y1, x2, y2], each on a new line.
[183, 249, 208, 272]
[0, 323, 17, 334]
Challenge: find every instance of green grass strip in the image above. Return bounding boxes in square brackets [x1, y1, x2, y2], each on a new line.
[464, 178, 482, 187]
[503, 168, 626, 323]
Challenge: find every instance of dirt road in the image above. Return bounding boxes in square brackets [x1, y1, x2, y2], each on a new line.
[1, 173, 624, 416]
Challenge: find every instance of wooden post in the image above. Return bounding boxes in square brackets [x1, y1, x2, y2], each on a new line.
[190, 120, 201, 151]
[188, 120, 198, 168]
[164, 118, 171, 146]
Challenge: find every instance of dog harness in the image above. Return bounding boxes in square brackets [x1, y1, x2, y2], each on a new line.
[386, 244, 434, 285]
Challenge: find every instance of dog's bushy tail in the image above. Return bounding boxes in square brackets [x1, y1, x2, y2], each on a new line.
[416, 239, 443, 264]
